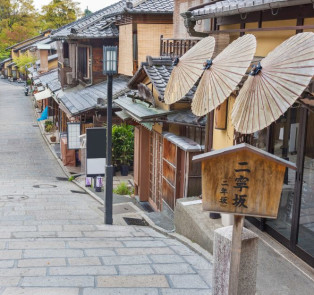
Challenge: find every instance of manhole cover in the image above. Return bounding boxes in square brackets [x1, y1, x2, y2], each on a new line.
[0, 195, 29, 201]
[70, 190, 87, 194]
[123, 217, 149, 226]
[33, 184, 57, 189]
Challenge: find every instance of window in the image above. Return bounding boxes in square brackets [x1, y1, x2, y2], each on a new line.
[184, 126, 205, 145]
[63, 42, 69, 59]
[77, 46, 92, 84]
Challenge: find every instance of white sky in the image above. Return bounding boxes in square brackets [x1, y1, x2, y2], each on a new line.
[33, 0, 120, 14]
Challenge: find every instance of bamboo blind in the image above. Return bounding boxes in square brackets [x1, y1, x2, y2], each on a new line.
[137, 24, 173, 65]
[118, 24, 134, 76]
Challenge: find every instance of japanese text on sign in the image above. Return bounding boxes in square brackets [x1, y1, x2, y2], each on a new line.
[218, 162, 250, 209]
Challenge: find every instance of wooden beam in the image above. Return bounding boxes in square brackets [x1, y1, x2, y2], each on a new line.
[206, 25, 314, 34]
[216, 4, 314, 26]
[296, 17, 304, 34]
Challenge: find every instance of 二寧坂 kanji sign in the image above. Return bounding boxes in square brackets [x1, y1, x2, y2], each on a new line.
[193, 143, 296, 218]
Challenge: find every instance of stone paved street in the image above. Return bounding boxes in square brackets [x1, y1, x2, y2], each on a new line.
[0, 81, 213, 294]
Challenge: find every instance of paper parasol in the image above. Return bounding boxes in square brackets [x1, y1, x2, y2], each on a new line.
[232, 32, 314, 134]
[164, 36, 215, 105]
[191, 34, 257, 116]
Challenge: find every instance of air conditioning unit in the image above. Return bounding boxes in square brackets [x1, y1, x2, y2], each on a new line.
[66, 72, 75, 84]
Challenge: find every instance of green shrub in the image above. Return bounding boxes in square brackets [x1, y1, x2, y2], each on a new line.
[45, 124, 53, 132]
[113, 182, 132, 195]
[45, 120, 54, 132]
[112, 124, 134, 166]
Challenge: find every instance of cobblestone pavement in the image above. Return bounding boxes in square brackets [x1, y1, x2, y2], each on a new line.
[0, 81, 213, 294]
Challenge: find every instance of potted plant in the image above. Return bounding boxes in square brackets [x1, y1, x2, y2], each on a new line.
[112, 124, 134, 176]
[45, 120, 54, 133]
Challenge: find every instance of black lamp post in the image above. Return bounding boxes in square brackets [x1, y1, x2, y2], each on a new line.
[103, 46, 118, 225]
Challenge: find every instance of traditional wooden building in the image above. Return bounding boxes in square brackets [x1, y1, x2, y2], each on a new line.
[5, 30, 53, 80]
[179, 0, 314, 266]
[115, 56, 205, 212]
[43, 0, 174, 166]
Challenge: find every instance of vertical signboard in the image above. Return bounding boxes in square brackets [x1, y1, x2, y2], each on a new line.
[86, 128, 106, 176]
[67, 123, 81, 150]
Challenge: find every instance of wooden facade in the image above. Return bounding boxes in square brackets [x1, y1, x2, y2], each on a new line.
[133, 124, 204, 212]
[57, 38, 118, 88]
[178, 0, 314, 266]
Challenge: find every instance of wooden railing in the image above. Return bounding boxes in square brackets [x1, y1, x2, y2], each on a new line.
[160, 35, 201, 58]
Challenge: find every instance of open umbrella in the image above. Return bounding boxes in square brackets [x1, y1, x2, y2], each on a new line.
[164, 36, 215, 105]
[232, 32, 314, 134]
[191, 34, 256, 116]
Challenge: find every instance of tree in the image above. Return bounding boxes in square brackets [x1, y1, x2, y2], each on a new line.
[13, 51, 36, 74]
[0, 0, 38, 31]
[41, 0, 81, 29]
[0, 0, 39, 61]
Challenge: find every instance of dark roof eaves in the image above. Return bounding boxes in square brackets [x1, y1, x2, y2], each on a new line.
[142, 65, 164, 98]
[53, 35, 119, 40]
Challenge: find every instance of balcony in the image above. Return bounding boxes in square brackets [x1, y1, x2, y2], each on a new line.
[160, 35, 201, 58]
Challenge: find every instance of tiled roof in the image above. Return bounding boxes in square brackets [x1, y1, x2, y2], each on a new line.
[51, 0, 126, 39]
[129, 57, 195, 101]
[51, 0, 173, 40]
[167, 110, 206, 127]
[6, 30, 52, 50]
[163, 132, 204, 152]
[14, 36, 50, 52]
[126, 0, 173, 14]
[0, 57, 12, 65]
[38, 70, 61, 92]
[191, 0, 311, 18]
[114, 93, 175, 121]
[59, 76, 129, 115]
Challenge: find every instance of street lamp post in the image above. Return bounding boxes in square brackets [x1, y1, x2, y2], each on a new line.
[103, 46, 118, 225]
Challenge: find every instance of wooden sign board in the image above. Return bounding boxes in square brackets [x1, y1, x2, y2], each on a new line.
[193, 144, 296, 218]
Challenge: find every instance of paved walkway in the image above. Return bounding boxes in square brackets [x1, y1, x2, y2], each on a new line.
[0, 81, 213, 294]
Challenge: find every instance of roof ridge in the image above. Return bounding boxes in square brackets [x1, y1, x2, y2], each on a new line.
[52, 0, 126, 38]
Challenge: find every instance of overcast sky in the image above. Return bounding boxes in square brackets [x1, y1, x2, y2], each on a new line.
[33, 0, 120, 14]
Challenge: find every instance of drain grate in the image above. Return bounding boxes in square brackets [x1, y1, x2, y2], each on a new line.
[123, 217, 149, 226]
[70, 190, 87, 194]
[33, 184, 57, 189]
[32, 124, 39, 127]
[56, 177, 68, 181]
[0, 195, 29, 201]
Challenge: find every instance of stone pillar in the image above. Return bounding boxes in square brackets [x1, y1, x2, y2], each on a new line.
[213, 226, 258, 295]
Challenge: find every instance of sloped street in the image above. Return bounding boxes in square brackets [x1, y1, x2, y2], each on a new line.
[0, 80, 213, 294]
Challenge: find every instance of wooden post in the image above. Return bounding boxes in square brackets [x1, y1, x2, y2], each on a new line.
[228, 215, 245, 295]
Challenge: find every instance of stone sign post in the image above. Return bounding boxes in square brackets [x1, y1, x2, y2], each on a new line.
[193, 143, 296, 295]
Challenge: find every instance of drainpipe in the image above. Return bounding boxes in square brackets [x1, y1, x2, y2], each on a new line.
[181, 11, 208, 38]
